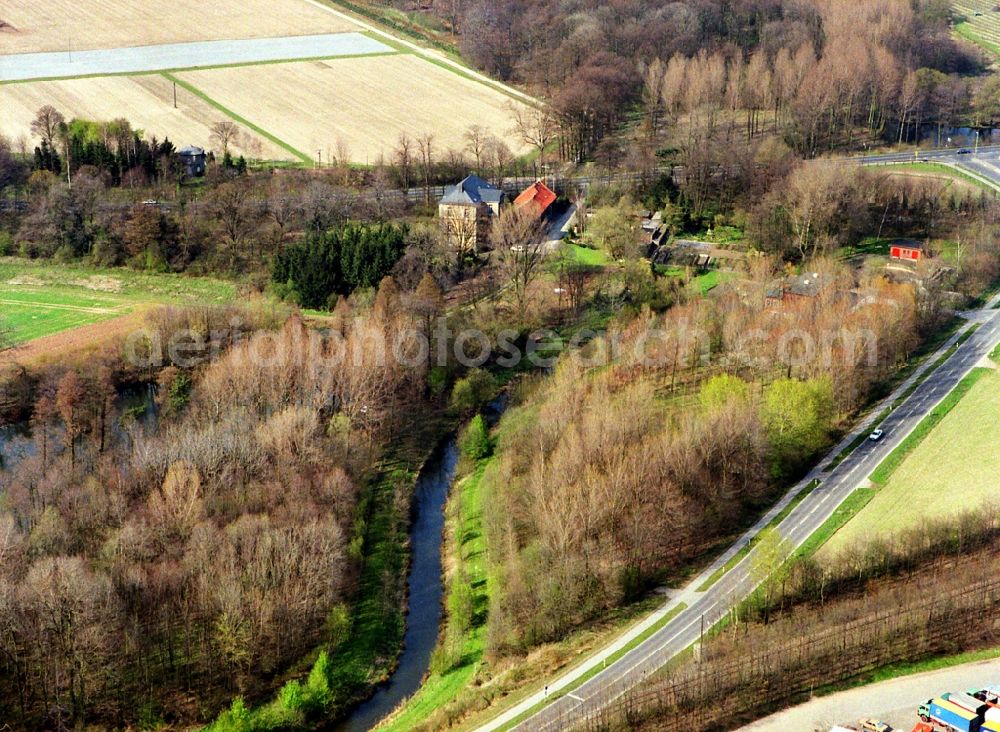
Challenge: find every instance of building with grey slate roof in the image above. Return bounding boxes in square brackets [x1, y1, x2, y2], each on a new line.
[438, 175, 505, 253]
[178, 145, 207, 178]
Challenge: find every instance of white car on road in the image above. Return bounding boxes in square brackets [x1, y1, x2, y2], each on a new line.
[868, 429, 885, 442]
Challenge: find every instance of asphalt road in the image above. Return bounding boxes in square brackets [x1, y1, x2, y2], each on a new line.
[479, 298, 1000, 732]
[856, 145, 1000, 165]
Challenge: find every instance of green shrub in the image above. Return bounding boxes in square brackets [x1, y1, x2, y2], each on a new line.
[325, 603, 351, 649]
[304, 651, 332, 711]
[450, 369, 497, 412]
[211, 696, 251, 732]
[429, 632, 462, 675]
[460, 415, 492, 460]
[279, 679, 304, 712]
[448, 569, 475, 634]
[53, 244, 76, 262]
[167, 371, 192, 413]
[0, 230, 14, 256]
[428, 366, 450, 397]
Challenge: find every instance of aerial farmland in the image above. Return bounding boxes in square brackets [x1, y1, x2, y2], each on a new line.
[0, 0, 357, 52]
[0, 0, 531, 163]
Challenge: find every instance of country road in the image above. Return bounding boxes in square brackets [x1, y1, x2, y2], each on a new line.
[475, 295, 1000, 732]
[857, 144, 1000, 165]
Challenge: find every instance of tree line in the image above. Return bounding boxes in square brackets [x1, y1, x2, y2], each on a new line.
[272, 222, 408, 309]
[450, 0, 977, 161]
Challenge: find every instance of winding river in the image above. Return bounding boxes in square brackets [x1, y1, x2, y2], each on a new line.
[339, 394, 508, 731]
[339, 436, 460, 732]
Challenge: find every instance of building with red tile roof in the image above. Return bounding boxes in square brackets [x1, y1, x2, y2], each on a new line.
[514, 180, 557, 219]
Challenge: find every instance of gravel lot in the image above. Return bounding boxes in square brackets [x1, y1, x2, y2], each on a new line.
[0, 32, 391, 81]
[738, 658, 1000, 732]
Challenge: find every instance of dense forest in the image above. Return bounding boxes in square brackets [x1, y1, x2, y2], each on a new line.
[0, 288, 451, 725]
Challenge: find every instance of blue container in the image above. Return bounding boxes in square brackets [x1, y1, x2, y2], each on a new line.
[930, 698, 982, 732]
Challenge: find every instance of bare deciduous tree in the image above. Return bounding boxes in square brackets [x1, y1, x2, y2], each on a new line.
[207, 179, 255, 269]
[30, 105, 65, 148]
[210, 120, 241, 156]
[464, 124, 489, 173]
[394, 132, 414, 191]
[511, 104, 555, 175]
[55, 369, 85, 470]
[417, 132, 435, 206]
[490, 206, 548, 320]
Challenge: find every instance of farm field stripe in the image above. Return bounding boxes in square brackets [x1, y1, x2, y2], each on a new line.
[953, 0, 1000, 57]
[161, 72, 311, 164]
[0, 51, 401, 86]
[359, 30, 413, 54]
[0, 32, 392, 82]
[0, 0, 359, 56]
[417, 54, 542, 106]
[304, 0, 542, 107]
[956, 23, 1000, 57]
[175, 55, 529, 165]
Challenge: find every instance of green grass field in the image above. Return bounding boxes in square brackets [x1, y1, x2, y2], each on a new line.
[886, 162, 997, 192]
[565, 243, 611, 266]
[822, 367, 1000, 554]
[692, 269, 735, 294]
[0, 259, 236, 344]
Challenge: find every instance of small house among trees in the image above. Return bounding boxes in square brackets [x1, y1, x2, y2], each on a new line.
[889, 238, 925, 263]
[765, 272, 833, 310]
[178, 145, 207, 178]
[438, 174, 505, 253]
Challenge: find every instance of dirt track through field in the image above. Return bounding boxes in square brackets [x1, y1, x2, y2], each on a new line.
[1, 309, 149, 365]
[0, 298, 123, 314]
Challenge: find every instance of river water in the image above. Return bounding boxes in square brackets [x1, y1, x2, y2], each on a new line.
[0, 382, 157, 476]
[338, 437, 461, 732]
[338, 394, 509, 731]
